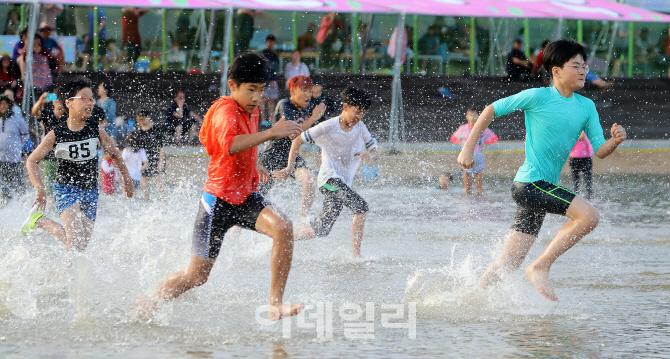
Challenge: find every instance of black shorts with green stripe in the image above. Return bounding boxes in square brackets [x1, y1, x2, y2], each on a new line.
[510, 180, 577, 237]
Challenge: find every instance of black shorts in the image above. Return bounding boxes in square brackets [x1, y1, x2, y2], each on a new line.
[510, 180, 577, 237]
[141, 158, 163, 178]
[191, 191, 270, 259]
[125, 42, 142, 63]
[257, 156, 308, 195]
[569, 157, 592, 172]
[311, 178, 368, 237]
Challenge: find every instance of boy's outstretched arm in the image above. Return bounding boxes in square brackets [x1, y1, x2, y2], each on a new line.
[457, 104, 496, 169]
[100, 128, 134, 198]
[300, 103, 326, 131]
[229, 117, 302, 155]
[273, 136, 305, 180]
[595, 123, 626, 159]
[26, 131, 56, 211]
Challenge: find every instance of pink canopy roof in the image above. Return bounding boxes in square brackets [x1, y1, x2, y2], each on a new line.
[222, 0, 394, 13]
[359, 0, 552, 18]
[505, 0, 670, 22]
[8, 0, 670, 21]
[4, 0, 224, 9]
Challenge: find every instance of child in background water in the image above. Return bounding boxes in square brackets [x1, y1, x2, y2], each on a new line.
[100, 152, 118, 195]
[569, 132, 594, 199]
[121, 135, 147, 190]
[448, 109, 498, 195]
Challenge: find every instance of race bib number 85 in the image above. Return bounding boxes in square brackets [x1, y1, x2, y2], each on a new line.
[55, 138, 100, 162]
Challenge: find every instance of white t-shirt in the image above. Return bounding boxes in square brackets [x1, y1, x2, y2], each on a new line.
[122, 148, 147, 181]
[284, 62, 310, 88]
[301, 117, 376, 188]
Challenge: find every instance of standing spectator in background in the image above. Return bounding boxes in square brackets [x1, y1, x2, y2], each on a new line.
[261, 35, 280, 129]
[569, 132, 594, 199]
[387, 25, 409, 66]
[0, 55, 19, 93]
[533, 40, 551, 81]
[39, 22, 65, 72]
[87, 6, 107, 66]
[122, 7, 149, 71]
[39, 4, 64, 32]
[74, 34, 90, 71]
[4, 9, 20, 35]
[164, 89, 202, 145]
[21, 35, 55, 98]
[298, 23, 318, 52]
[133, 108, 165, 200]
[96, 82, 116, 123]
[284, 50, 310, 89]
[506, 38, 531, 82]
[659, 26, 670, 78]
[418, 25, 440, 71]
[12, 29, 28, 64]
[234, 9, 255, 55]
[317, 12, 343, 69]
[0, 93, 29, 198]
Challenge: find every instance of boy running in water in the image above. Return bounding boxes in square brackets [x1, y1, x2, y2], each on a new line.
[141, 52, 304, 320]
[458, 40, 627, 301]
[258, 75, 325, 217]
[275, 86, 376, 258]
[23, 78, 134, 253]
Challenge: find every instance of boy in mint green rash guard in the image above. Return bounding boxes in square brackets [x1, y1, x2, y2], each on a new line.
[458, 39, 627, 301]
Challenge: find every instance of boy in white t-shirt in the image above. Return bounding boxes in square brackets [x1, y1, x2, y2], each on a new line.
[121, 136, 148, 189]
[274, 86, 376, 258]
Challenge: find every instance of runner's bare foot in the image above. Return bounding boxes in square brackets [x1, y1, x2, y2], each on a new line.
[525, 265, 558, 301]
[269, 302, 305, 321]
[132, 296, 160, 322]
[479, 265, 503, 289]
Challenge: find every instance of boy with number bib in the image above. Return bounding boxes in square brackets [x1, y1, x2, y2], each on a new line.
[275, 86, 377, 258]
[458, 40, 626, 301]
[23, 78, 134, 253]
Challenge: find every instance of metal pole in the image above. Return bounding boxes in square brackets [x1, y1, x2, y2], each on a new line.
[389, 12, 405, 152]
[220, 6, 233, 96]
[352, 12, 359, 73]
[627, 21, 634, 77]
[21, 3, 38, 117]
[413, 14, 418, 74]
[556, 17, 563, 40]
[20, 4, 26, 30]
[93, 7, 99, 70]
[577, 20, 583, 43]
[470, 17, 476, 75]
[292, 12, 298, 50]
[202, 10, 217, 73]
[524, 18, 530, 58]
[605, 21, 618, 76]
[229, 11, 234, 64]
[162, 9, 167, 72]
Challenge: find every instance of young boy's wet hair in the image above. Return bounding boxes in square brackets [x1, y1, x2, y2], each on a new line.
[340, 85, 371, 110]
[58, 77, 93, 113]
[287, 75, 312, 92]
[227, 51, 269, 86]
[542, 39, 587, 77]
[136, 107, 151, 117]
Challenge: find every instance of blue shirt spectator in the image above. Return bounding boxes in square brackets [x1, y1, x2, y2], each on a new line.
[89, 8, 106, 39]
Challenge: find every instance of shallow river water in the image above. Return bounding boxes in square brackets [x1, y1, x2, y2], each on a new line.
[1, 170, 669, 358]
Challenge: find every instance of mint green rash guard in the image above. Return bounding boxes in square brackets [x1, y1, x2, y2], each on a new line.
[492, 86, 606, 184]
